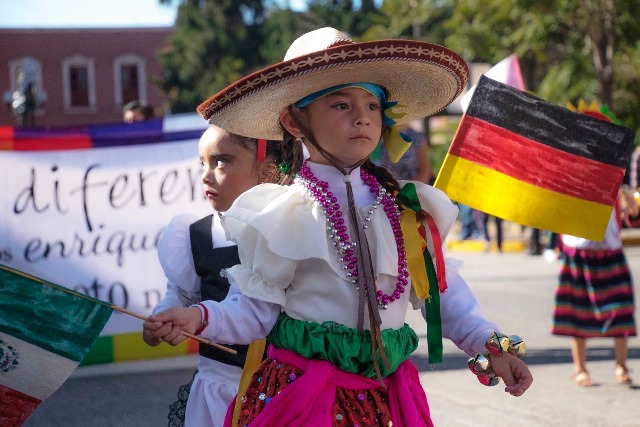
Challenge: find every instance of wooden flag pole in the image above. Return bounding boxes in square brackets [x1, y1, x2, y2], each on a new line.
[1, 264, 236, 355]
[111, 305, 237, 354]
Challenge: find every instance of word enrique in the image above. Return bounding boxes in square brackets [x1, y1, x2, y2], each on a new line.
[22, 225, 163, 267]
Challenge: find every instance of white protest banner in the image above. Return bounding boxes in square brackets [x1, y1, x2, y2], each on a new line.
[0, 113, 210, 363]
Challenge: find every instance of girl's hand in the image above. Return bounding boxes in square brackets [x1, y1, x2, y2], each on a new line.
[147, 307, 203, 346]
[142, 318, 164, 346]
[489, 352, 533, 397]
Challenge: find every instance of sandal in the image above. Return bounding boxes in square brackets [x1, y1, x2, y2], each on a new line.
[615, 365, 632, 385]
[573, 370, 593, 387]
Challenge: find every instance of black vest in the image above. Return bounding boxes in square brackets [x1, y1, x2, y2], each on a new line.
[189, 215, 248, 367]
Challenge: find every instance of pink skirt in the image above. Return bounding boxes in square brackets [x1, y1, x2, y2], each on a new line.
[225, 345, 433, 427]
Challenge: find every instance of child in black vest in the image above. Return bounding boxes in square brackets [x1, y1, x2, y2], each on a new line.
[143, 125, 284, 426]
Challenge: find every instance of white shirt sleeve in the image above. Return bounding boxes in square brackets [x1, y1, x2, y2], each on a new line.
[199, 281, 281, 345]
[153, 214, 201, 314]
[440, 272, 499, 356]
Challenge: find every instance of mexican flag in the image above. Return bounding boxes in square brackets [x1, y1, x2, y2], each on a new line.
[0, 265, 112, 427]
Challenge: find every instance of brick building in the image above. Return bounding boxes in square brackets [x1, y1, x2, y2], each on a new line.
[0, 27, 173, 127]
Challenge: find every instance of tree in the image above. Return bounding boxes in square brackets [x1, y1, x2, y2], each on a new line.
[157, 0, 267, 113]
[442, 0, 640, 133]
[157, 0, 381, 112]
[157, 0, 639, 137]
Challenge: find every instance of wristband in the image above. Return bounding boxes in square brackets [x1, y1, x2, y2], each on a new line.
[193, 303, 209, 336]
[467, 332, 526, 386]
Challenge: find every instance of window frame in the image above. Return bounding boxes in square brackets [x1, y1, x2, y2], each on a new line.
[113, 54, 147, 108]
[62, 55, 97, 113]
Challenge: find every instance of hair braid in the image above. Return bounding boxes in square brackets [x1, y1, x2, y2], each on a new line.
[362, 159, 403, 205]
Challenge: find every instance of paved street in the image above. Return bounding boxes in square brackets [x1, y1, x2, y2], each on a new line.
[24, 246, 640, 427]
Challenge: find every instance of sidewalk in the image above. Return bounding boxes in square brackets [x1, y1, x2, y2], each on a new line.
[446, 219, 640, 252]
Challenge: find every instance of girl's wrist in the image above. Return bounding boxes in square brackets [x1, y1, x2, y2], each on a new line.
[190, 303, 209, 335]
[467, 332, 527, 386]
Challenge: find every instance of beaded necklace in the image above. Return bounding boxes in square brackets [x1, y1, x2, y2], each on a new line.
[296, 161, 409, 309]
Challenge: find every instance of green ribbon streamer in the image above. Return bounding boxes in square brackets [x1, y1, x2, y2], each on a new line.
[423, 251, 443, 364]
[396, 183, 443, 364]
[396, 183, 421, 211]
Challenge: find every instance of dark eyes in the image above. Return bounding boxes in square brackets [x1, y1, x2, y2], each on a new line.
[333, 102, 381, 111]
[199, 158, 228, 171]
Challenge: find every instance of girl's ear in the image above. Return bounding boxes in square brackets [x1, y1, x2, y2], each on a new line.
[280, 110, 302, 137]
[259, 161, 279, 184]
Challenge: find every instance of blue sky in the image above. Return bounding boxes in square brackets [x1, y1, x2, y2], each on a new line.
[0, 0, 308, 28]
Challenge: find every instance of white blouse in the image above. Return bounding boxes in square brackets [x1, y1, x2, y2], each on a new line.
[153, 213, 243, 427]
[153, 213, 234, 314]
[201, 162, 499, 356]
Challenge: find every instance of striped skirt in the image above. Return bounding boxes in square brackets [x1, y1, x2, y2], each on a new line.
[552, 246, 636, 338]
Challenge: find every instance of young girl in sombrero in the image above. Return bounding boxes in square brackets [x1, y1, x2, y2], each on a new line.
[150, 27, 533, 426]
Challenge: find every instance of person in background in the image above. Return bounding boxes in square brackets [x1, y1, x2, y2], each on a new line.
[123, 100, 155, 123]
[528, 227, 543, 255]
[628, 145, 640, 191]
[552, 188, 638, 387]
[143, 125, 285, 426]
[543, 231, 560, 262]
[481, 212, 504, 253]
[458, 203, 481, 240]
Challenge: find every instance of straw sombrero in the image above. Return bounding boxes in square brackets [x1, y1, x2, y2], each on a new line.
[197, 27, 468, 141]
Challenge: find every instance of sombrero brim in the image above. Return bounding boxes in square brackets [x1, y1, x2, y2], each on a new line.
[197, 39, 468, 140]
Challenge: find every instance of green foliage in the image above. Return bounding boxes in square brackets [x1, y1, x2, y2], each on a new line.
[157, 0, 639, 139]
[158, 0, 266, 113]
[440, 0, 640, 134]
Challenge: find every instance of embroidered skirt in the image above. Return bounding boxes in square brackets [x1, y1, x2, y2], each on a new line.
[552, 246, 636, 338]
[226, 314, 432, 427]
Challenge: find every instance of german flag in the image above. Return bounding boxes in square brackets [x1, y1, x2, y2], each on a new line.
[435, 76, 636, 240]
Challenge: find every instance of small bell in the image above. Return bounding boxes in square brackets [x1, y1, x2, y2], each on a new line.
[508, 334, 527, 358]
[477, 372, 500, 386]
[467, 354, 491, 375]
[485, 332, 510, 356]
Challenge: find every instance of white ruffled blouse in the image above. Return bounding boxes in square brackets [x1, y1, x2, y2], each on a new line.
[201, 162, 499, 356]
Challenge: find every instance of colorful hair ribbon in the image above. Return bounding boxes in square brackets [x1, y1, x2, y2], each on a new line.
[396, 183, 447, 363]
[256, 138, 267, 162]
[382, 100, 412, 163]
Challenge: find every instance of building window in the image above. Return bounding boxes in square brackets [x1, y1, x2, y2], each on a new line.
[120, 63, 139, 104]
[114, 54, 146, 108]
[70, 66, 89, 107]
[62, 55, 96, 112]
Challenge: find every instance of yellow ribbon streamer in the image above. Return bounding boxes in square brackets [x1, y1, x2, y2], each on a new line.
[399, 209, 430, 300]
[382, 103, 412, 163]
[232, 338, 266, 426]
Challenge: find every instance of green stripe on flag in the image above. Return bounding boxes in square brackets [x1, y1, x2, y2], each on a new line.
[0, 265, 112, 363]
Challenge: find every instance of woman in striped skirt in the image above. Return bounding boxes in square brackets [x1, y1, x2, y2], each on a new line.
[552, 189, 638, 386]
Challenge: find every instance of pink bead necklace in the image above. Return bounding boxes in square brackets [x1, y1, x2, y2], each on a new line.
[296, 161, 409, 309]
